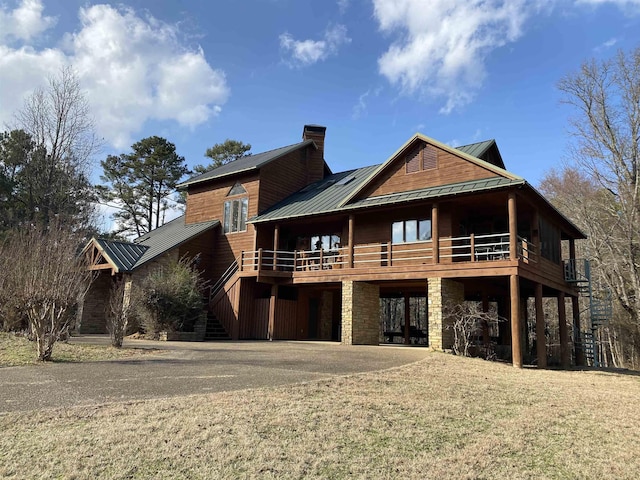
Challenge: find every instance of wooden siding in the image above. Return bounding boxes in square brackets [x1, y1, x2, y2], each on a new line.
[186, 172, 259, 280]
[273, 299, 298, 339]
[178, 229, 216, 283]
[211, 276, 240, 338]
[259, 145, 324, 213]
[360, 142, 500, 199]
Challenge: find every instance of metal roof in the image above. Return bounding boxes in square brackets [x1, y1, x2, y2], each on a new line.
[133, 215, 219, 268]
[455, 139, 495, 158]
[250, 165, 379, 223]
[347, 177, 525, 209]
[94, 238, 148, 272]
[177, 140, 315, 188]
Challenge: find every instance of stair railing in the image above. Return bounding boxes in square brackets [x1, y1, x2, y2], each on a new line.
[209, 256, 240, 304]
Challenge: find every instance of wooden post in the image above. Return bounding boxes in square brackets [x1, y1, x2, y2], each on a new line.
[572, 295, 584, 366]
[273, 225, 280, 271]
[569, 238, 576, 260]
[558, 292, 569, 368]
[508, 192, 518, 261]
[404, 292, 411, 345]
[532, 209, 540, 262]
[470, 233, 475, 262]
[388, 241, 393, 267]
[239, 251, 244, 272]
[348, 215, 354, 268]
[257, 248, 263, 272]
[232, 278, 241, 340]
[293, 250, 297, 271]
[267, 284, 278, 341]
[510, 274, 523, 368]
[432, 203, 439, 264]
[535, 283, 547, 368]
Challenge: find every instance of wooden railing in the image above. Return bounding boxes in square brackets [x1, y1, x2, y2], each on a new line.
[239, 232, 538, 273]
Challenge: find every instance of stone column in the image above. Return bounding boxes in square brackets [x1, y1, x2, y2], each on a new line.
[427, 277, 464, 350]
[341, 281, 380, 345]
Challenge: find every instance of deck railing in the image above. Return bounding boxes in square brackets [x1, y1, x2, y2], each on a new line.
[239, 232, 537, 273]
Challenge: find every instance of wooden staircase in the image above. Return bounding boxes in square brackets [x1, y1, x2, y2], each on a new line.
[564, 259, 613, 366]
[204, 311, 230, 340]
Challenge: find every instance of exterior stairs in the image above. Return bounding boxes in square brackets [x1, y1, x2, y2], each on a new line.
[563, 259, 613, 367]
[204, 311, 230, 340]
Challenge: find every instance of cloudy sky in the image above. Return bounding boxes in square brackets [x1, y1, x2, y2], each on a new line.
[1, 0, 639, 192]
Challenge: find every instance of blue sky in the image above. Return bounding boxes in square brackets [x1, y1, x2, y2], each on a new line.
[1, 0, 639, 197]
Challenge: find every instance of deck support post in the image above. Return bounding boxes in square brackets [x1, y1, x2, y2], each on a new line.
[404, 292, 411, 345]
[348, 215, 354, 268]
[535, 283, 547, 368]
[558, 292, 570, 368]
[510, 274, 523, 368]
[273, 225, 280, 271]
[268, 284, 278, 341]
[432, 203, 439, 264]
[508, 192, 518, 261]
[231, 278, 241, 340]
[572, 295, 584, 366]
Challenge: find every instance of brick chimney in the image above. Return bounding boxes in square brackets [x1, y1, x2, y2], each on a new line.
[302, 124, 327, 182]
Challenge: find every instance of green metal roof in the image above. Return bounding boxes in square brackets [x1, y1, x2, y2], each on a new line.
[133, 215, 219, 268]
[94, 238, 148, 272]
[347, 177, 524, 209]
[251, 172, 523, 224]
[250, 165, 379, 223]
[177, 140, 315, 188]
[455, 139, 495, 158]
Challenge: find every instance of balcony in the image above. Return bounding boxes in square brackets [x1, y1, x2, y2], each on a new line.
[239, 232, 537, 275]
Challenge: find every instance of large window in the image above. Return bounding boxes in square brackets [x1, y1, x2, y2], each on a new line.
[223, 197, 248, 233]
[539, 217, 560, 263]
[392, 219, 431, 243]
[310, 234, 341, 251]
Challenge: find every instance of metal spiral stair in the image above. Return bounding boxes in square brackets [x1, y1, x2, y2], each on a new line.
[563, 259, 613, 367]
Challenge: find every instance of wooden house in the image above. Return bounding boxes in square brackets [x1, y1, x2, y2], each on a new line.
[83, 125, 586, 368]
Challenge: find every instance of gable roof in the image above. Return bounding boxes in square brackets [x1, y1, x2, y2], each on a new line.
[339, 133, 522, 208]
[455, 139, 505, 169]
[87, 215, 219, 273]
[177, 140, 316, 188]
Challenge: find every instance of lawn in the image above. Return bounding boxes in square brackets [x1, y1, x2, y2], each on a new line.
[1, 352, 639, 479]
[0, 332, 160, 367]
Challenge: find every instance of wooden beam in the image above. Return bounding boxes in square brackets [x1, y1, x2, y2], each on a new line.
[432, 203, 439, 264]
[569, 238, 576, 261]
[404, 291, 411, 345]
[532, 209, 540, 262]
[508, 192, 518, 261]
[510, 274, 523, 368]
[348, 215, 354, 268]
[267, 284, 278, 341]
[273, 225, 280, 271]
[572, 295, 584, 366]
[535, 283, 547, 368]
[558, 292, 569, 368]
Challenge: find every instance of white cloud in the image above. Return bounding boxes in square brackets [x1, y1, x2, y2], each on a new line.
[337, 0, 350, 14]
[594, 37, 619, 51]
[0, 2, 229, 149]
[577, 0, 640, 8]
[352, 86, 382, 119]
[0, 0, 56, 42]
[280, 24, 351, 67]
[373, 0, 548, 113]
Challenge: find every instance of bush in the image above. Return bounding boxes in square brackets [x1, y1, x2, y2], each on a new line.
[138, 255, 207, 337]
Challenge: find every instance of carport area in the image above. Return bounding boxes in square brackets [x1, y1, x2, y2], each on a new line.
[0, 337, 431, 413]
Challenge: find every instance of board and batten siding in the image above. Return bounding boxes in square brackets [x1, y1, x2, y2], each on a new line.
[361, 142, 500, 199]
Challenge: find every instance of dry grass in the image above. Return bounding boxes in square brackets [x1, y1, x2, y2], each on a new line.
[1, 353, 640, 479]
[0, 332, 161, 367]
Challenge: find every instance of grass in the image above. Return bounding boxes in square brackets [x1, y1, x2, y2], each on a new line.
[0, 332, 161, 367]
[1, 353, 639, 479]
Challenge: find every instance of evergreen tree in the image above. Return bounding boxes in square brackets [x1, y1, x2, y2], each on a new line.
[194, 139, 251, 174]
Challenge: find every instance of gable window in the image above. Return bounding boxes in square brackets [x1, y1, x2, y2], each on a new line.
[223, 185, 248, 233]
[405, 144, 438, 174]
[392, 219, 431, 243]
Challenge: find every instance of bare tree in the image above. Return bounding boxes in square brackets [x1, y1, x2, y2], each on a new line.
[6, 66, 100, 229]
[106, 276, 134, 348]
[0, 222, 94, 360]
[555, 48, 640, 367]
[445, 301, 505, 358]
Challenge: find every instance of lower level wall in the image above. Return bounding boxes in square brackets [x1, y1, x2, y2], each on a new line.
[428, 278, 464, 350]
[79, 273, 111, 333]
[341, 281, 380, 345]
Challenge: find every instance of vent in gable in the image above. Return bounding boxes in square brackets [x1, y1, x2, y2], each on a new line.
[423, 145, 437, 170]
[405, 147, 421, 174]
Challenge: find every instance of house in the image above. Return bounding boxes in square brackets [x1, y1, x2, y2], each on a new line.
[82, 125, 587, 368]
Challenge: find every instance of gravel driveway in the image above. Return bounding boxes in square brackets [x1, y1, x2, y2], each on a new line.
[0, 337, 430, 413]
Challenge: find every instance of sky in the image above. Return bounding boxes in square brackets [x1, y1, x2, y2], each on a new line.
[1, 0, 640, 229]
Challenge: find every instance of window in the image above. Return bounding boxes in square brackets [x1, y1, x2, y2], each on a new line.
[539, 217, 560, 263]
[310, 234, 341, 251]
[223, 197, 248, 233]
[392, 219, 431, 243]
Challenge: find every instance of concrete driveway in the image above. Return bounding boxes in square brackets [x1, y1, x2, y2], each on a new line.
[0, 337, 430, 413]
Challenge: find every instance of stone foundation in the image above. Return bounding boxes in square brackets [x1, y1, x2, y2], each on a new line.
[428, 278, 464, 350]
[341, 281, 380, 345]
